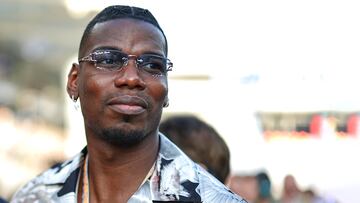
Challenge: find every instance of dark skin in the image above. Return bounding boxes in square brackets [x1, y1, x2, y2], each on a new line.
[67, 18, 168, 203]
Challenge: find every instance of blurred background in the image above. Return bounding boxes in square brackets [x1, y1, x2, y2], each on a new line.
[1, 0, 360, 202]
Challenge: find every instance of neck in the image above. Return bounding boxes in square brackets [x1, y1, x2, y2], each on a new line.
[84, 131, 159, 203]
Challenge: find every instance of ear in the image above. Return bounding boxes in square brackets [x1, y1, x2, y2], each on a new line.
[66, 63, 80, 100]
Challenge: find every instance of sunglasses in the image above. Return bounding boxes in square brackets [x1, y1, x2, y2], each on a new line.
[79, 50, 173, 75]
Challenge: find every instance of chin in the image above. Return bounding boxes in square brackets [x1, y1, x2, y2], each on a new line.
[99, 127, 147, 147]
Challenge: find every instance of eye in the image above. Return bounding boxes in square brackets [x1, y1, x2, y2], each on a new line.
[93, 51, 126, 71]
[138, 55, 166, 75]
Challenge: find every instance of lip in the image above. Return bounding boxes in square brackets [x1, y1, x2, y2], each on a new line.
[107, 95, 148, 115]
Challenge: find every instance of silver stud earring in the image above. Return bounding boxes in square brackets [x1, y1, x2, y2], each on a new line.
[71, 95, 79, 110]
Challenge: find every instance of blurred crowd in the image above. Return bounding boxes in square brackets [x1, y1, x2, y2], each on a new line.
[227, 173, 338, 203]
[0, 106, 66, 200]
[160, 115, 339, 203]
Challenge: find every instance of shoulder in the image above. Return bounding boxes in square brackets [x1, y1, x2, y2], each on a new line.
[195, 165, 248, 203]
[157, 134, 247, 203]
[11, 151, 84, 202]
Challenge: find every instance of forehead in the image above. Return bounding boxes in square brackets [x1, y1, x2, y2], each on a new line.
[81, 18, 166, 56]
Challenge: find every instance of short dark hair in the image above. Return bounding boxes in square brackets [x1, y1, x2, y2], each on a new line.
[160, 115, 230, 183]
[79, 5, 168, 57]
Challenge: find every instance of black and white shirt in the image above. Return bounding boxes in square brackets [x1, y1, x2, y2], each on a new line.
[11, 134, 247, 203]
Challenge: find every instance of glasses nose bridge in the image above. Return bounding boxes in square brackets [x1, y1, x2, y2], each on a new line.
[123, 54, 139, 68]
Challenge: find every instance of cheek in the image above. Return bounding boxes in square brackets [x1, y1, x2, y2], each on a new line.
[84, 77, 105, 96]
[147, 79, 168, 104]
[79, 75, 108, 112]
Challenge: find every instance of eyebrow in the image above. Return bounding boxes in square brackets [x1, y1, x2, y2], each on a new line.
[142, 51, 165, 57]
[92, 46, 121, 52]
[92, 46, 166, 57]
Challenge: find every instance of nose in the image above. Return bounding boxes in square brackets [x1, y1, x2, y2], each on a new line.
[113, 60, 146, 90]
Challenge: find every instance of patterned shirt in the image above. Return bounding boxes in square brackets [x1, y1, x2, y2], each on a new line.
[11, 134, 247, 203]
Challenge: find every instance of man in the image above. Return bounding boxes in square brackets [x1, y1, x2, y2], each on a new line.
[280, 175, 303, 203]
[11, 5, 247, 203]
[254, 172, 278, 203]
[160, 115, 230, 184]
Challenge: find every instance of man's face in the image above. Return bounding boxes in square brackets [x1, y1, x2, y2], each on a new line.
[68, 18, 168, 146]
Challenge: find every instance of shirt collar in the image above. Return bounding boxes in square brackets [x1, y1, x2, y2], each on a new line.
[56, 135, 202, 202]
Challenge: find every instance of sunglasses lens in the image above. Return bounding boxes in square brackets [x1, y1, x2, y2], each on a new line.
[86, 50, 171, 75]
[93, 51, 126, 71]
[138, 55, 167, 75]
